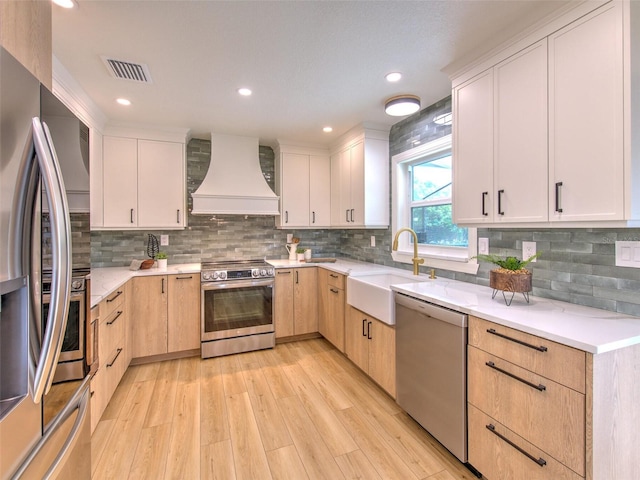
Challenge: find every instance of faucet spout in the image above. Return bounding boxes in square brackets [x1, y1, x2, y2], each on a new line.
[392, 227, 424, 275]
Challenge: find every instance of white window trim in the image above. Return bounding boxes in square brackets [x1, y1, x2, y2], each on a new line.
[391, 134, 479, 274]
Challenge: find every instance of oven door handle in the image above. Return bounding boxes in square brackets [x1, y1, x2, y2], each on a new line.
[201, 278, 274, 291]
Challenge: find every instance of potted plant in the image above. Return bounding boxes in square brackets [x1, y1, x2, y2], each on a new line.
[156, 251, 168, 271]
[474, 253, 540, 305]
[296, 247, 306, 262]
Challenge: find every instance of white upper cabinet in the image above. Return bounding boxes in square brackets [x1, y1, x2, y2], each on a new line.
[548, 2, 624, 222]
[330, 126, 389, 228]
[275, 144, 330, 228]
[101, 130, 187, 230]
[455, 40, 549, 226]
[450, 0, 638, 227]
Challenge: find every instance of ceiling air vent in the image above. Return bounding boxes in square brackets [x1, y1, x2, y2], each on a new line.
[101, 56, 153, 83]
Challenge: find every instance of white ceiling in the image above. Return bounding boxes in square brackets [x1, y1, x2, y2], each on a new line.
[52, 0, 568, 147]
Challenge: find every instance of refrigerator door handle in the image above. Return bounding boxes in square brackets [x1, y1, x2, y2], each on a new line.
[10, 375, 90, 480]
[30, 118, 72, 402]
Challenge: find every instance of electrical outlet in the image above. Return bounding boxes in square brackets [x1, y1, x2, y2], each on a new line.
[286, 233, 293, 243]
[160, 235, 169, 246]
[370, 236, 376, 247]
[478, 237, 489, 255]
[522, 241, 536, 261]
[615, 241, 640, 268]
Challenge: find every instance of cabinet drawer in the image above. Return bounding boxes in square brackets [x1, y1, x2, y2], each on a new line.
[468, 316, 585, 393]
[468, 346, 585, 475]
[327, 271, 345, 289]
[468, 404, 583, 480]
[101, 288, 125, 320]
[100, 307, 126, 360]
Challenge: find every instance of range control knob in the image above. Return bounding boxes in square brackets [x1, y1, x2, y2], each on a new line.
[252, 269, 259, 278]
[202, 272, 212, 281]
[260, 269, 267, 277]
[71, 280, 83, 290]
[267, 268, 275, 276]
[218, 271, 227, 280]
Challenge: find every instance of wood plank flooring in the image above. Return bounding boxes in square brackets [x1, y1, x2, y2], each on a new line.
[91, 338, 479, 480]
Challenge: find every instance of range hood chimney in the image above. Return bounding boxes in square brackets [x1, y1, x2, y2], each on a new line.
[191, 133, 280, 215]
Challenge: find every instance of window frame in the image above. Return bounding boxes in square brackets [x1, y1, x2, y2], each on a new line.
[391, 134, 479, 274]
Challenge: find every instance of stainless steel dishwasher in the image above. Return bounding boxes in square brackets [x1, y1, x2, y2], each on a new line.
[395, 291, 469, 464]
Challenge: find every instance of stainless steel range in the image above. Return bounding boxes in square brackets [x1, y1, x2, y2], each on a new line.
[200, 259, 275, 358]
[42, 267, 94, 383]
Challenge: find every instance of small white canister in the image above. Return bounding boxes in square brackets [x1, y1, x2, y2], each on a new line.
[304, 249, 312, 261]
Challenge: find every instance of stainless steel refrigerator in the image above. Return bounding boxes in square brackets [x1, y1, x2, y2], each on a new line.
[0, 47, 91, 479]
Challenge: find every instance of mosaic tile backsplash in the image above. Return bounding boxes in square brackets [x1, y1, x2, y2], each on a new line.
[91, 97, 640, 316]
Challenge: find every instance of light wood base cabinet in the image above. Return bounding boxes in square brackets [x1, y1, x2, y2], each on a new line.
[274, 268, 318, 339]
[468, 315, 640, 480]
[90, 286, 129, 433]
[131, 274, 200, 359]
[345, 305, 395, 397]
[318, 269, 345, 352]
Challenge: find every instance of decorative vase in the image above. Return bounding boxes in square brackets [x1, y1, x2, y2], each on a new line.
[489, 269, 532, 306]
[157, 258, 167, 271]
[304, 249, 312, 261]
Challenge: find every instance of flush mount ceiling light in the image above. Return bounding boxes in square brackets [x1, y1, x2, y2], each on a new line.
[116, 98, 131, 106]
[385, 94, 421, 116]
[237, 88, 252, 96]
[323, 126, 333, 133]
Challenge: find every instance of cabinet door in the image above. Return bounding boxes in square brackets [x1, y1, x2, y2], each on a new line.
[368, 318, 396, 397]
[131, 276, 168, 357]
[348, 141, 365, 226]
[494, 40, 548, 223]
[103, 136, 138, 227]
[345, 306, 369, 372]
[309, 155, 330, 227]
[325, 284, 345, 352]
[137, 140, 185, 228]
[293, 268, 318, 335]
[548, 2, 624, 222]
[167, 274, 200, 352]
[274, 269, 294, 338]
[281, 153, 310, 227]
[453, 69, 494, 224]
[331, 148, 352, 226]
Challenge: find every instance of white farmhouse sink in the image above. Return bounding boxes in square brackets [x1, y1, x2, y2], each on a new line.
[347, 272, 429, 325]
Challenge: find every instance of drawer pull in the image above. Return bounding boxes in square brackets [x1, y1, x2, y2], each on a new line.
[362, 319, 367, 337]
[330, 288, 339, 294]
[175, 276, 192, 280]
[107, 348, 123, 368]
[106, 290, 123, 303]
[486, 424, 547, 467]
[329, 274, 338, 278]
[486, 328, 548, 352]
[486, 361, 546, 392]
[106, 310, 123, 325]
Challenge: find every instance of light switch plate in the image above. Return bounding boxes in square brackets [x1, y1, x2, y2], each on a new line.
[478, 237, 489, 255]
[286, 233, 293, 243]
[370, 236, 376, 247]
[615, 241, 640, 268]
[160, 235, 169, 246]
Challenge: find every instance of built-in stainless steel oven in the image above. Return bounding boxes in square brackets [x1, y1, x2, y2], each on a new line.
[201, 260, 275, 358]
[42, 268, 90, 383]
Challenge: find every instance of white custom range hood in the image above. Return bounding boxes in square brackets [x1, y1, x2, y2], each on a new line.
[191, 133, 280, 216]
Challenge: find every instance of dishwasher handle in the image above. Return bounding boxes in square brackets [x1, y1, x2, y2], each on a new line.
[395, 293, 467, 328]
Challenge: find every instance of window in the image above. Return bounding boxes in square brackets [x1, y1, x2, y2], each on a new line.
[392, 135, 479, 274]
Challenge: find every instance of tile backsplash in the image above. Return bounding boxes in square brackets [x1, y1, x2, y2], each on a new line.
[91, 97, 640, 316]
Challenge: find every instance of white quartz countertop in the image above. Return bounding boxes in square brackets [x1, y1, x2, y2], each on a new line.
[90, 259, 640, 354]
[90, 263, 200, 308]
[390, 279, 640, 354]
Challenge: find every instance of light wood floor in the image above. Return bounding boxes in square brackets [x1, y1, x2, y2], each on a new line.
[91, 338, 479, 480]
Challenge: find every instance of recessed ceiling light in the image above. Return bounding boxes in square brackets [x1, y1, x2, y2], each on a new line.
[385, 72, 402, 82]
[52, 0, 76, 8]
[323, 127, 333, 133]
[238, 88, 252, 96]
[116, 98, 131, 106]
